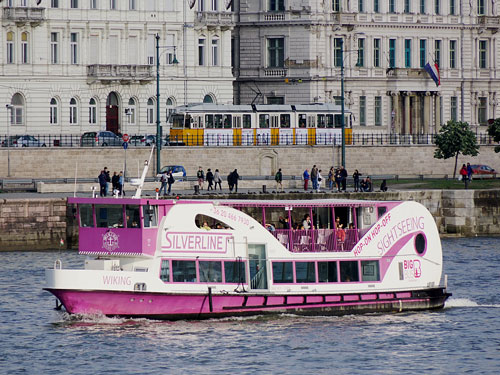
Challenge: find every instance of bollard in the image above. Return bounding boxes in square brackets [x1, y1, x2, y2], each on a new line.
[194, 185, 199, 194]
[262, 185, 267, 193]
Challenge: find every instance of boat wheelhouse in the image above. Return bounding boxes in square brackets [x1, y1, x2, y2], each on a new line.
[45, 197, 450, 320]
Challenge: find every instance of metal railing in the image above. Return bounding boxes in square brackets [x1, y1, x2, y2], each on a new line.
[0, 133, 496, 148]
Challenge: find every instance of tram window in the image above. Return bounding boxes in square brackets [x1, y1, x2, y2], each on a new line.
[361, 261, 380, 282]
[280, 114, 291, 128]
[340, 261, 359, 282]
[272, 261, 293, 283]
[298, 114, 307, 128]
[172, 260, 197, 282]
[326, 115, 334, 128]
[271, 115, 279, 128]
[143, 205, 158, 227]
[334, 114, 342, 128]
[205, 114, 214, 128]
[234, 116, 241, 128]
[243, 114, 252, 128]
[172, 114, 184, 129]
[184, 115, 192, 129]
[295, 262, 316, 283]
[223, 114, 232, 129]
[199, 261, 222, 282]
[160, 259, 170, 282]
[215, 114, 223, 128]
[125, 205, 141, 228]
[95, 205, 124, 228]
[224, 261, 247, 283]
[79, 204, 94, 227]
[259, 114, 270, 128]
[308, 115, 315, 128]
[318, 261, 337, 282]
[317, 114, 326, 128]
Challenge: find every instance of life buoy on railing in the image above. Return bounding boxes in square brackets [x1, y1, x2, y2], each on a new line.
[54, 259, 62, 269]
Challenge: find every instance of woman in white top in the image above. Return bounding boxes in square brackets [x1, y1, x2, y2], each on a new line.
[317, 169, 323, 192]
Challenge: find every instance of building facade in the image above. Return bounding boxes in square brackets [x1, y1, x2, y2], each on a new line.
[233, 0, 500, 134]
[1, 0, 235, 135]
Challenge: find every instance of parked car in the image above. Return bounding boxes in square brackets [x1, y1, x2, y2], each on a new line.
[1, 135, 46, 147]
[470, 165, 497, 179]
[80, 131, 122, 147]
[156, 165, 187, 181]
[129, 135, 168, 147]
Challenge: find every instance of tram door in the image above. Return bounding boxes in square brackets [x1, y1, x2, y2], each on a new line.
[248, 244, 268, 290]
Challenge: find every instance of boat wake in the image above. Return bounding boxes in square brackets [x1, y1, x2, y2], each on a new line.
[444, 297, 500, 309]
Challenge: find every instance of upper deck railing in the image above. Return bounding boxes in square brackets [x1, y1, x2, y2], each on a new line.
[271, 228, 358, 253]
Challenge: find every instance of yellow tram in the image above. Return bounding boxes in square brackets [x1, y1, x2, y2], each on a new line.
[168, 103, 353, 146]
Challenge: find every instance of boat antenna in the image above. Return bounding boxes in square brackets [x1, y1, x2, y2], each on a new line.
[133, 145, 155, 199]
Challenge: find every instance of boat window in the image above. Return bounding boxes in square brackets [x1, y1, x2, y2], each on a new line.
[290, 207, 311, 230]
[172, 260, 197, 282]
[318, 261, 338, 282]
[143, 205, 158, 227]
[340, 261, 359, 282]
[378, 206, 387, 218]
[295, 262, 316, 283]
[356, 206, 377, 236]
[160, 259, 170, 282]
[126, 205, 140, 228]
[272, 261, 293, 283]
[242, 114, 252, 128]
[96, 204, 124, 228]
[264, 207, 291, 230]
[361, 260, 380, 282]
[224, 260, 246, 283]
[205, 114, 214, 128]
[79, 204, 94, 227]
[314, 206, 333, 229]
[199, 261, 222, 282]
[195, 214, 233, 230]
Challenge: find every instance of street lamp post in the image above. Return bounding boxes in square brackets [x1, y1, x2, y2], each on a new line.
[340, 38, 345, 168]
[5, 104, 12, 177]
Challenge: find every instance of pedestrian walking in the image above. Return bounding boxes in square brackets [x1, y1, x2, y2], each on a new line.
[214, 169, 222, 190]
[231, 169, 240, 193]
[118, 171, 125, 196]
[197, 166, 205, 190]
[167, 170, 174, 194]
[303, 169, 310, 191]
[159, 170, 168, 196]
[317, 169, 323, 192]
[206, 168, 214, 191]
[275, 168, 283, 192]
[311, 165, 318, 191]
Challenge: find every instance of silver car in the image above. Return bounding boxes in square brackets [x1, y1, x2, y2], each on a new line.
[80, 131, 122, 147]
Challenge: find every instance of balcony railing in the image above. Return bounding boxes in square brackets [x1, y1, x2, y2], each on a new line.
[3, 7, 45, 25]
[271, 229, 358, 253]
[477, 15, 500, 30]
[195, 11, 235, 28]
[264, 68, 288, 77]
[386, 68, 427, 79]
[87, 65, 154, 82]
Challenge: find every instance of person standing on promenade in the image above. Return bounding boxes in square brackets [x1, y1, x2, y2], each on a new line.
[104, 167, 111, 195]
[206, 168, 214, 191]
[353, 169, 361, 192]
[197, 166, 205, 190]
[340, 166, 348, 191]
[159, 170, 168, 196]
[167, 170, 174, 195]
[303, 169, 310, 191]
[214, 169, 222, 190]
[460, 164, 469, 189]
[98, 169, 107, 197]
[111, 172, 119, 195]
[232, 169, 240, 193]
[311, 165, 318, 191]
[317, 169, 323, 192]
[118, 171, 124, 196]
[275, 168, 283, 192]
[467, 162, 473, 182]
[328, 167, 335, 190]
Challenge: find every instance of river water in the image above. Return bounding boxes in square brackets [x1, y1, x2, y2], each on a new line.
[1, 237, 499, 375]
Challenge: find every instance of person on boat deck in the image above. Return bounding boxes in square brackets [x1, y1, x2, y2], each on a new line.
[302, 214, 312, 230]
[279, 216, 289, 229]
[201, 221, 211, 230]
[265, 223, 276, 232]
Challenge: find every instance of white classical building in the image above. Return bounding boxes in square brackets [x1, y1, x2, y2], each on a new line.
[233, 0, 500, 134]
[1, 0, 235, 135]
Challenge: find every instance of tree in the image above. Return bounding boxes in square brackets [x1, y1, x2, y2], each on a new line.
[434, 120, 479, 178]
[487, 118, 500, 153]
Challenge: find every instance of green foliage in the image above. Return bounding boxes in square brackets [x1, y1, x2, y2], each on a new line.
[487, 118, 500, 153]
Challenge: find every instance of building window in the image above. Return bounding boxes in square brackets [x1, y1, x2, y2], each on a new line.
[147, 98, 155, 125]
[90, 0, 97, 9]
[267, 38, 284, 68]
[373, 0, 379, 12]
[389, 0, 395, 13]
[359, 96, 366, 126]
[70, 32, 78, 65]
[71, 0, 78, 8]
[211, 38, 219, 66]
[51, 0, 59, 7]
[435, 40, 441, 67]
[356, 38, 365, 67]
[333, 0, 340, 12]
[434, 0, 440, 14]
[127, 98, 136, 125]
[166, 97, 176, 122]
[478, 0, 485, 15]
[420, 0, 425, 13]
[375, 96, 382, 126]
[129, 0, 136, 10]
[268, 0, 284, 11]
[449, 40, 456, 69]
[419, 39, 426, 68]
[21, 32, 29, 64]
[110, 0, 116, 10]
[358, 0, 364, 12]
[334, 38, 343, 67]
[50, 98, 58, 125]
[373, 38, 381, 67]
[7, 31, 14, 64]
[198, 38, 206, 66]
[404, 39, 411, 68]
[404, 0, 410, 13]
[69, 98, 78, 125]
[89, 98, 97, 125]
[50, 32, 59, 64]
[450, 0, 456, 14]
[211, 0, 218, 11]
[165, 34, 176, 64]
[478, 97, 487, 125]
[450, 96, 458, 122]
[267, 96, 285, 104]
[479, 40, 487, 68]
[389, 39, 396, 68]
[203, 94, 215, 104]
[10, 93, 25, 126]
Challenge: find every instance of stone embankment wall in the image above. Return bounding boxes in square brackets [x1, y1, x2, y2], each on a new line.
[0, 145, 498, 179]
[0, 190, 498, 251]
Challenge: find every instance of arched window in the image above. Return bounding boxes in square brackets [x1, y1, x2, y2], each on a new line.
[166, 97, 176, 122]
[69, 98, 78, 125]
[10, 93, 25, 125]
[6, 31, 14, 64]
[21, 32, 29, 64]
[203, 94, 214, 104]
[50, 98, 58, 125]
[147, 97, 155, 125]
[89, 98, 97, 125]
[127, 97, 136, 125]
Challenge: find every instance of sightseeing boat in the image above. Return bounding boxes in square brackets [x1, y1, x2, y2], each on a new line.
[45, 193, 451, 320]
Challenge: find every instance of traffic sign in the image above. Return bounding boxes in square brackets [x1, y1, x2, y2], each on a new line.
[122, 133, 130, 142]
[122, 142, 128, 150]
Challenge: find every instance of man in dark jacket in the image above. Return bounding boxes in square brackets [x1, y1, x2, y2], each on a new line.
[98, 170, 107, 197]
[206, 168, 214, 191]
[229, 169, 240, 193]
[340, 166, 348, 191]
